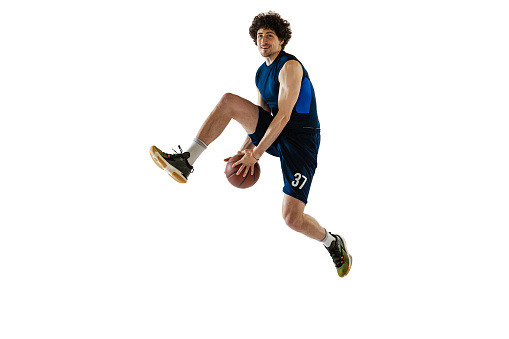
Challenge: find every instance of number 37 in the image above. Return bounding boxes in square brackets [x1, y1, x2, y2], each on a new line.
[291, 173, 308, 190]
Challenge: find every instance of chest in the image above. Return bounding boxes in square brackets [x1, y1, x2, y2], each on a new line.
[256, 66, 280, 106]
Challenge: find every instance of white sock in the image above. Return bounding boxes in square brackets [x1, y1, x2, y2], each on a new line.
[320, 230, 335, 247]
[186, 137, 207, 166]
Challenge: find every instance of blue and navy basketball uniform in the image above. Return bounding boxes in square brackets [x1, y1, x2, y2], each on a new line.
[248, 51, 320, 204]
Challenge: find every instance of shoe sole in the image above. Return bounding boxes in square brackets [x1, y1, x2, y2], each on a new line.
[343, 255, 353, 277]
[337, 235, 353, 278]
[149, 146, 187, 183]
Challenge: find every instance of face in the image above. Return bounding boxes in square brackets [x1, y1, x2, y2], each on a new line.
[256, 28, 284, 59]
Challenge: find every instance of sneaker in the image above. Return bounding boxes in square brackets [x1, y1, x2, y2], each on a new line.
[149, 145, 193, 183]
[324, 233, 352, 278]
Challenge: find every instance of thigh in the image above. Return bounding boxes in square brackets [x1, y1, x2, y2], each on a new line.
[282, 193, 306, 220]
[248, 107, 281, 157]
[223, 93, 260, 134]
[279, 132, 320, 204]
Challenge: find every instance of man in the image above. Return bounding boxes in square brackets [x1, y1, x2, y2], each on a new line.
[150, 11, 352, 278]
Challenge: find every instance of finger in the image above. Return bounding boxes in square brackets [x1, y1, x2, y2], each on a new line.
[243, 165, 250, 177]
[233, 160, 243, 168]
[236, 164, 245, 175]
[226, 151, 243, 162]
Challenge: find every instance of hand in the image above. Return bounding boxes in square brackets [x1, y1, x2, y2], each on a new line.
[233, 149, 259, 177]
[223, 151, 243, 162]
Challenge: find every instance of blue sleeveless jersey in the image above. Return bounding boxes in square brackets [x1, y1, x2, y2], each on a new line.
[255, 51, 320, 130]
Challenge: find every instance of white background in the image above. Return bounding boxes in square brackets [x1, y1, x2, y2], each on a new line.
[1, 0, 508, 338]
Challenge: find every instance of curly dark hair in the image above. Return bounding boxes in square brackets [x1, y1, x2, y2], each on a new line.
[249, 11, 292, 50]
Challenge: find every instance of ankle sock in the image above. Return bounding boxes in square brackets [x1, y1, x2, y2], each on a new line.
[321, 230, 335, 247]
[186, 138, 207, 166]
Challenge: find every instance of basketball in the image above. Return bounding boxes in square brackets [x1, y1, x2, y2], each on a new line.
[224, 154, 261, 189]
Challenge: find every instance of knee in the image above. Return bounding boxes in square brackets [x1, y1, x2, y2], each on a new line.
[218, 93, 236, 107]
[283, 210, 304, 233]
[215, 93, 238, 118]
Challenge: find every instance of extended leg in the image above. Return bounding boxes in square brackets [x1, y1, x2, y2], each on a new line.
[150, 93, 259, 182]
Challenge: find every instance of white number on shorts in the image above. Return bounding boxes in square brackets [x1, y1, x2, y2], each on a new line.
[291, 173, 308, 190]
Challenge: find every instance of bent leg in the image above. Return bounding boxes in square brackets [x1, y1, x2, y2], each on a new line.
[196, 93, 259, 146]
[282, 194, 327, 241]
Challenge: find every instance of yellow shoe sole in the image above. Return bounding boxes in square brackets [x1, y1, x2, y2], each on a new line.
[149, 146, 187, 183]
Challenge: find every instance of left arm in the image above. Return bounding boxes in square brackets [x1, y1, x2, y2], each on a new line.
[235, 60, 303, 176]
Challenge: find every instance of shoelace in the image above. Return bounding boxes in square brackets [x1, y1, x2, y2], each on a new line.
[327, 240, 345, 267]
[163, 145, 185, 158]
[172, 145, 185, 154]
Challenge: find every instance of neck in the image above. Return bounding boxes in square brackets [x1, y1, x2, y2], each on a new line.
[265, 50, 282, 66]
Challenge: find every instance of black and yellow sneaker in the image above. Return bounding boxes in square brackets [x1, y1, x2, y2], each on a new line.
[149, 145, 193, 183]
[325, 233, 352, 278]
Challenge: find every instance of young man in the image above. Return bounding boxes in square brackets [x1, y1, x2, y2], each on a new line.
[150, 12, 352, 278]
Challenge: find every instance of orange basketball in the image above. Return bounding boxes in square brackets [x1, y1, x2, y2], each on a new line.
[224, 154, 261, 189]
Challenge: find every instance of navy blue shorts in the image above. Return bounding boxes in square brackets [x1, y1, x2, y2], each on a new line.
[248, 107, 320, 204]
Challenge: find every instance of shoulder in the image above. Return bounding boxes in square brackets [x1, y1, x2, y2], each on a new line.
[278, 60, 303, 87]
[282, 59, 302, 71]
[279, 51, 298, 62]
[280, 52, 304, 72]
[279, 59, 303, 79]
[276, 52, 302, 76]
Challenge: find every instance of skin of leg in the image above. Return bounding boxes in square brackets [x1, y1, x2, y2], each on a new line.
[196, 93, 259, 146]
[282, 194, 327, 241]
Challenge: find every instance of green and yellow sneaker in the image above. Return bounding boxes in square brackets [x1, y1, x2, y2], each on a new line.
[325, 233, 352, 278]
[149, 145, 193, 183]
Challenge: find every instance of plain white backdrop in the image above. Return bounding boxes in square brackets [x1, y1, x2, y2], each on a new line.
[1, 0, 508, 338]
